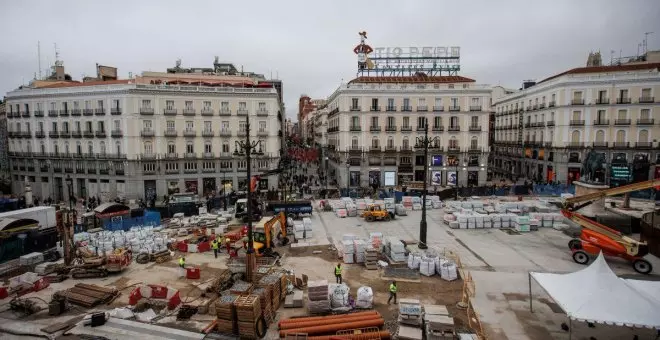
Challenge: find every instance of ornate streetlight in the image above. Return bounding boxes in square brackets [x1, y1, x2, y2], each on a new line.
[413, 119, 439, 250]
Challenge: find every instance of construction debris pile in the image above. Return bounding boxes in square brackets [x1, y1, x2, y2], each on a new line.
[443, 200, 568, 232]
[278, 311, 389, 338]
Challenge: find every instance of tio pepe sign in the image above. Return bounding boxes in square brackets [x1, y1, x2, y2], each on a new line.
[372, 46, 460, 59]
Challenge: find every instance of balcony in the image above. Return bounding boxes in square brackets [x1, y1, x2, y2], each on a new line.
[385, 126, 397, 132]
[428, 144, 443, 151]
[468, 146, 482, 153]
[219, 130, 232, 137]
[237, 131, 247, 137]
[139, 107, 154, 115]
[59, 110, 69, 117]
[595, 98, 609, 105]
[370, 126, 381, 132]
[95, 131, 106, 138]
[95, 108, 105, 116]
[547, 121, 555, 127]
[48, 110, 58, 117]
[59, 131, 70, 138]
[369, 146, 381, 152]
[416, 126, 427, 131]
[237, 109, 248, 116]
[526, 106, 532, 111]
[386, 106, 397, 112]
[448, 125, 460, 132]
[384, 145, 397, 152]
[256, 109, 269, 116]
[569, 120, 585, 126]
[616, 97, 631, 104]
[219, 109, 231, 116]
[99, 168, 109, 175]
[636, 142, 652, 149]
[183, 129, 197, 137]
[165, 167, 180, 174]
[257, 130, 269, 136]
[163, 108, 178, 116]
[468, 125, 482, 132]
[544, 142, 553, 148]
[548, 101, 556, 107]
[141, 129, 155, 137]
[202, 130, 214, 137]
[448, 106, 460, 112]
[469, 106, 482, 112]
[84, 130, 94, 138]
[163, 153, 178, 160]
[533, 105, 538, 110]
[432, 126, 444, 132]
[21, 111, 30, 118]
[636, 118, 654, 125]
[141, 153, 157, 160]
[370, 106, 381, 112]
[593, 119, 610, 126]
[49, 131, 59, 138]
[111, 108, 122, 115]
[571, 99, 585, 105]
[111, 130, 123, 138]
[184, 153, 197, 159]
[539, 103, 546, 109]
[433, 106, 444, 112]
[639, 96, 654, 103]
[34, 110, 44, 117]
[447, 146, 461, 153]
[35, 131, 45, 138]
[612, 142, 629, 148]
[202, 152, 215, 159]
[349, 146, 362, 153]
[614, 119, 631, 126]
[72, 131, 82, 138]
[182, 108, 196, 116]
[593, 142, 608, 148]
[350, 106, 361, 111]
[400, 126, 412, 132]
[401, 106, 412, 112]
[566, 142, 584, 148]
[350, 126, 362, 132]
[83, 109, 94, 116]
[399, 146, 412, 152]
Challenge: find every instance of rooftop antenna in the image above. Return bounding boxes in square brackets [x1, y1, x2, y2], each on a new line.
[644, 32, 654, 54]
[37, 41, 42, 79]
[610, 50, 615, 65]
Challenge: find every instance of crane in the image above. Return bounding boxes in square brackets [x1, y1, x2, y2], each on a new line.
[562, 178, 660, 274]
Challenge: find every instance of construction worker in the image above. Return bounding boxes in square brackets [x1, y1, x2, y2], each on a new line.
[334, 263, 342, 284]
[179, 256, 186, 268]
[388, 281, 397, 305]
[211, 239, 219, 258]
[225, 237, 232, 254]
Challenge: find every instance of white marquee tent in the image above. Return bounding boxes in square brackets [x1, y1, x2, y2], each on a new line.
[529, 253, 660, 332]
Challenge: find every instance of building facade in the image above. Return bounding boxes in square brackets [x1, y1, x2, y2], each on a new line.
[5, 64, 284, 202]
[324, 76, 491, 189]
[491, 62, 660, 185]
[0, 101, 9, 192]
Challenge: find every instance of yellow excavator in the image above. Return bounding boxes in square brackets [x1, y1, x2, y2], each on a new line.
[562, 178, 660, 274]
[252, 212, 289, 258]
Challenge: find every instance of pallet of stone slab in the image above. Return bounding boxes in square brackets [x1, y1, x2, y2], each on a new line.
[284, 290, 304, 308]
[397, 325, 423, 340]
[364, 261, 379, 270]
[425, 324, 455, 340]
[216, 295, 239, 320]
[398, 314, 422, 327]
[215, 318, 238, 335]
[423, 305, 450, 318]
[237, 320, 259, 339]
[398, 298, 422, 316]
[424, 314, 455, 333]
[306, 298, 331, 314]
[253, 265, 273, 282]
[234, 295, 261, 322]
[230, 281, 254, 295]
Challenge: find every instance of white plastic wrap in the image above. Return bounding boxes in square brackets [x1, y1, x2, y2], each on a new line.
[355, 286, 373, 309]
[440, 262, 458, 281]
[407, 253, 421, 269]
[419, 258, 435, 276]
[342, 253, 354, 264]
[329, 283, 350, 308]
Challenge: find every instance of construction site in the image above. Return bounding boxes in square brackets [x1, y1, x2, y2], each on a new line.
[1, 177, 660, 340]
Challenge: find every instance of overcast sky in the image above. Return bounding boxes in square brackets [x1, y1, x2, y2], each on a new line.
[1, 0, 659, 120]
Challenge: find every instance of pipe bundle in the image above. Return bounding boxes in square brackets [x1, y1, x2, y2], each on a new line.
[278, 312, 386, 338]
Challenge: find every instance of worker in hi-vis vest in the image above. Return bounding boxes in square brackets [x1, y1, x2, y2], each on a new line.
[211, 239, 219, 258]
[179, 256, 186, 268]
[388, 281, 397, 304]
[334, 263, 343, 284]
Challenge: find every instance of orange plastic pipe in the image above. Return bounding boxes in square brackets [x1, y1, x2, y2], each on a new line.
[278, 311, 379, 326]
[279, 314, 383, 330]
[279, 319, 385, 337]
[307, 331, 391, 340]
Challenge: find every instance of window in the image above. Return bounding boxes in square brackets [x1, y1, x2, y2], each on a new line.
[143, 120, 152, 130]
[617, 109, 627, 119]
[550, 112, 555, 121]
[50, 102, 56, 111]
[203, 162, 215, 170]
[619, 89, 629, 99]
[387, 98, 394, 109]
[470, 137, 478, 149]
[204, 142, 212, 153]
[222, 142, 230, 153]
[186, 142, 194, 154]
[371, 98, 378, 108]
[184, 162, 197, 171]
[63, 122, 69, 132]
[387, 136, 394, 148]
[597, 110, 606, 121]
[449, 137, 458, 149]
[351, 116, 359, 127]
[239, 121, 246, 132]
[38, 122, 44, 132]
[144, 163, 156, 173]
[100, 141, 106, 154]
[36, 103, 42, 111]
[97, 100, 104, 109]
[166, 100, 174, 109]
[640, 109, 650, 119]
[418, 98, 426, 106]
[371, 117, 378, 127]
[84, 101, 91, 110]
[351, 98, 359, 109]
[166, 163, 178, 171]
[434, 116, 442, 127]
[141, 99, 151, 108]
[144, 141, 153, 154]
[616, 130, 626, 143]
[351, 136, 359, 148]
[402, 136, 409, 148]
[51, 122, 58, 132]
[65, 142, 70, 154]
[448, 84, 454, 89]
[239, 102, 246, 110]
[116, 142, 121, 155]
[402, 117, 410, 127]
[185, 101, 193, 109]
[450, 116, 459, 127]
[434, 98, 442, 108]
[237, 161, 247, 170]
[166, 120, 175, 130]
[572, 111, 581, 121]
[185, 121, 194, 130]
[371, 137, 379, 148]
[87, 141, 94, 154]
[259, 121, 266, 132]
[75, 122, 81, 131]
[40, 142, 45, 154]
[204, 121, 212, 132]
[641, 88, 651, 98]
[571, 130, 581, 143]
[471, 98, 480, 106]
[258, 102, 266, 111]
[595, 130, 605, 143]
[450, 98, 458, 107]
[221, 121, 229, 131]
[403, 98, 410, 108]
[221, 102, 229, 111]
[54, 145, 59, 154]
[112, 99, 120, 109]
[220, 161, 232, 169]
[203, 101, 211, 109]
[97, 121, 104, 132]
[639, 130, 649, 142]
[417, 116, 426, 128]
[167, 142, 176, 154]
[387, 117, 395, 128]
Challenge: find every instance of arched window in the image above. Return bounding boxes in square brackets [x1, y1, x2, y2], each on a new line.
[54, 144, 59, 155]
[470, 136, 478, 149]
[65, 142, 70, 155]
[168, 141, 176, 154]
[638, 130, 649, 142]
[351, 136, 359, 148]
[100, 141, 106, 155]
[595, 130, 605, 143]
[144, 141, 153, 154]
[87, 141, 93, 155]
[186, 141, 194, 154]
[116, 141, 121, 155]
[402, 136, 409, 149]
[449, 136, 458, 149]
[616, 130, 626, 143]
[371, 137, 379, 148]
[26, 142, 32, 154]
[387, 136, 394, 148]
[40, 142, 45, 154]
[571, 130, 581, 143]
[204, 141, 212, 153]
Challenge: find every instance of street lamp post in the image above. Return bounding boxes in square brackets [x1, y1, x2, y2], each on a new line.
[324, 156, 329, 198]
[345, 162, 350, 197]
[414, 120, 439, 250]
[233, 115, 263, 282]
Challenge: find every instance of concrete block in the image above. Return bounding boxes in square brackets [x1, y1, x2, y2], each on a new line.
[284, 294, 294, 308]
[292, 290, 304, 308]
[424, 305, 449, 317]
[397, 325, 423, 340]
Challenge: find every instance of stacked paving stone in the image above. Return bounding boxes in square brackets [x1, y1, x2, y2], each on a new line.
[424, 305, 455, 340]
[306, 280, 331, 314]
[215, 295, 239, 335]
[234, 295, 261, 339]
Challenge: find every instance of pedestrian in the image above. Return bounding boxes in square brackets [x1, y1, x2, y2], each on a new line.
[225, 237, 232, 254]
[388, 281, 397, 305]
[334, 263, 342, 284]
[211, 239, 219, 258]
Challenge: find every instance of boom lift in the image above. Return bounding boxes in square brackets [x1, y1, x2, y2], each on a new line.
[562, 178, 660, 274]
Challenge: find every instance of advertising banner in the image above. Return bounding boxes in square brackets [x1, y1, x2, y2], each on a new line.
[431, 171, 442, 185]
[384, 171, 396, 186]
[447, 171, 457, 186]
[185, 180, 199, 194]
[431, 155, 443, 166]
[368, 171, 381, 188]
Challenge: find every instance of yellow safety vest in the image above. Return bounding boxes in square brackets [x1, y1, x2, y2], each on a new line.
[389, 284, 397, 293]
[179, 258, 185, 267]
[212, 241, 219, 250]
[335, 266, 342, 275]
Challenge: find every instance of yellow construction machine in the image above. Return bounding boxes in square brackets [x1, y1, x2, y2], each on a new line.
[252, 212, 289, 258]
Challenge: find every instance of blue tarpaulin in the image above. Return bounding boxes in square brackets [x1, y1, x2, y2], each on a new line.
[99, 210, 161, 231]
